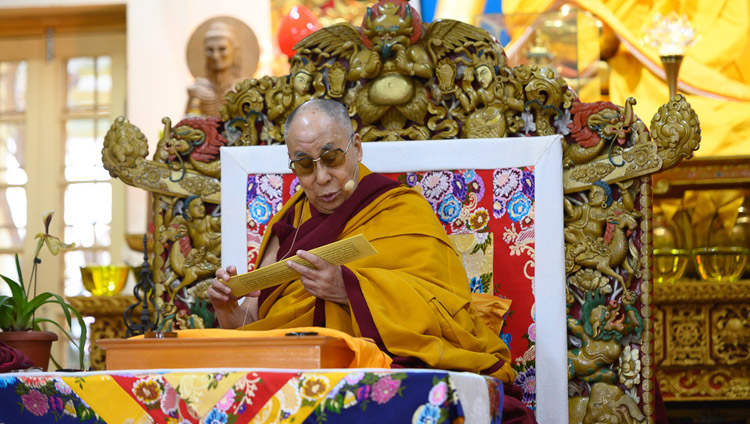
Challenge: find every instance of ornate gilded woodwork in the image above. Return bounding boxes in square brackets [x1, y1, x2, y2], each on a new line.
[101, 1, 702, 421]
[654, 280, 750, 401]
[665, 305, 711, 366]
[658, 366, 750, 400]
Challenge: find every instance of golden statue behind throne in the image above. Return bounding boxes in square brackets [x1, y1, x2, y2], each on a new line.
[185, 17, 260, 117]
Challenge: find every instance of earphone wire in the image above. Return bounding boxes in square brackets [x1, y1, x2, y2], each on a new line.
[240, 196, 306, 329]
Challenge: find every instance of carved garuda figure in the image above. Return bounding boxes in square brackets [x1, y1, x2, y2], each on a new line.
[102, 1, 701, 421]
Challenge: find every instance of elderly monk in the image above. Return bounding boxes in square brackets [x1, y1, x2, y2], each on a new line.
[209, 99, 517, 383]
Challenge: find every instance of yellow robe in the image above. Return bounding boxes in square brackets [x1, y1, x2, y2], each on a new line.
[241, 164, 515, 383]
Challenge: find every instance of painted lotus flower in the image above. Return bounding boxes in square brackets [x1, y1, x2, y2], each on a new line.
[344, 371, 365, 385]
[428, 381, 448, 405]
[499, 331, 512, 346]
[469, 276, 484, 293]
[54, 380, 72, 395]
[507, 192, 531, 223]
[493, 199, 506, 219]
[437, 194, 462, 224]
[248, 196, 273, 225]
[422, 171, 453, 203]
[371, 375, 401, 404]
[246, 175, 257, 203]
[258, 174, 283, 202]
[472, 177, 486, 200]
[21, 389, 49, 416]
[301, 376, 329, 401]
[133, 378, 162, 405]
[618, 346, 641, 388]
[23, 376, 51, 389]
[205, 408, 228, 424]
[527, 323, 536, 343]
[451, 173, 468, 201]
[469, 208, 490, 231]
[216, 388, 235, 412]
[160, 385, 178, 415]
[356, 384, 371, 402]
[405, 172, 419, 187]
[289, 177, 300, 196]
[413, 403, 441, 424]
[493, 168, 522, 201]
[514, 366, 536, 406]
[521, 170, 535, 200]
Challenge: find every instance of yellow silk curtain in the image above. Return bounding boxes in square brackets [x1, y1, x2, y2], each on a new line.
[501, 0, 750, 156]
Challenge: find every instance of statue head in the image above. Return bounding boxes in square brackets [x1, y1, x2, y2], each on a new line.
[474, 49, 499, 89]
[361, 1, 422, 58]
[591, 180, 613, 208]
[183, 196, 206, 220]
[292, 71, 312, 94]
[290, 58, 316, 95]
[475, 65, 494, 89]
[203, 20, 238, 74]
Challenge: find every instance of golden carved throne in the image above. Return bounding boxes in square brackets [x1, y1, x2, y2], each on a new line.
[101, 1, 701, 422]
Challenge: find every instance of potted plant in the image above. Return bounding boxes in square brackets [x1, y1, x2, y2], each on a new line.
[0, 211, 87, 371]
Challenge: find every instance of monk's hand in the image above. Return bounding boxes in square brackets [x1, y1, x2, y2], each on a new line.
[208, 266, 261, 309]
[208, 266, 239, 310]
[288, 250, 348, 305]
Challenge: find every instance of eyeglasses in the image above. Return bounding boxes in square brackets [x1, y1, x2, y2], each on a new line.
[288, 133, 355, 176]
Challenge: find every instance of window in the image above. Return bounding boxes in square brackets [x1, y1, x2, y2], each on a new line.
[0, 31, 125, 366]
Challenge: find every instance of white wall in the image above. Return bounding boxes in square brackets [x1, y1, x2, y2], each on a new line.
[0, 0, 121, 7]
[125, 0, 273, 233]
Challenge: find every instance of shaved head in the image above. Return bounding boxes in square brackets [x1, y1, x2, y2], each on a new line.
[284, 99, 352, 140]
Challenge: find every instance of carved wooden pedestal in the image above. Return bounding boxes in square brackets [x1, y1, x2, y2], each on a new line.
[654, 281, 750, 401]
[67, 295, 137, 370]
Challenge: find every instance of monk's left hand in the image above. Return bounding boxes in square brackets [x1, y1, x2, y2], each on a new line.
[287, 250, 348, 305]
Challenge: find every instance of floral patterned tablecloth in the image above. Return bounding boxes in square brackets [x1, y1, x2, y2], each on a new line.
[0, 368, 503, 424]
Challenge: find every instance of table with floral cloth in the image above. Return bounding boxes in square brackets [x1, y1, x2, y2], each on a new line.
[0, 368, 503, 423]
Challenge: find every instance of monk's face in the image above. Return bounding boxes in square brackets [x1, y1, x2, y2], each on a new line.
[286, 109, 362, 214]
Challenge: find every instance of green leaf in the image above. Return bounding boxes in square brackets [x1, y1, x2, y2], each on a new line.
[361, 373, 378, 385]
[35, 313, 87, 370]
[14, 254, 24, 298]
[328, 395, 343, 414]
[0, 274, 25, 306]
[23, 292, 54, 316]
[480, 273, 493, 293]
[15, 384, 29, 396]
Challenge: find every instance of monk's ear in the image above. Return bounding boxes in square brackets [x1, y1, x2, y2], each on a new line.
[353, 133, 363, 162]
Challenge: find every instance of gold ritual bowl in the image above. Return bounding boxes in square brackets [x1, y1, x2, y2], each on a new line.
[80, 265, 130, 296]
[693, 246, 749, 283]
[653, 248, 690, 284]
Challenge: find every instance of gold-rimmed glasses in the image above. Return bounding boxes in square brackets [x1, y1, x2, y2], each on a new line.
[288, 133, 354, 176]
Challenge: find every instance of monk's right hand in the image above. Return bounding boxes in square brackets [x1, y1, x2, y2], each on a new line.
[209, 266, 239, 309]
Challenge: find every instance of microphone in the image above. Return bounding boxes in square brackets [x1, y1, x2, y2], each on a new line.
[343, 180, 355, 192]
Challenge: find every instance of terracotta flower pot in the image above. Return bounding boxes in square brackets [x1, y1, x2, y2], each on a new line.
[0, 330, 58, 371]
